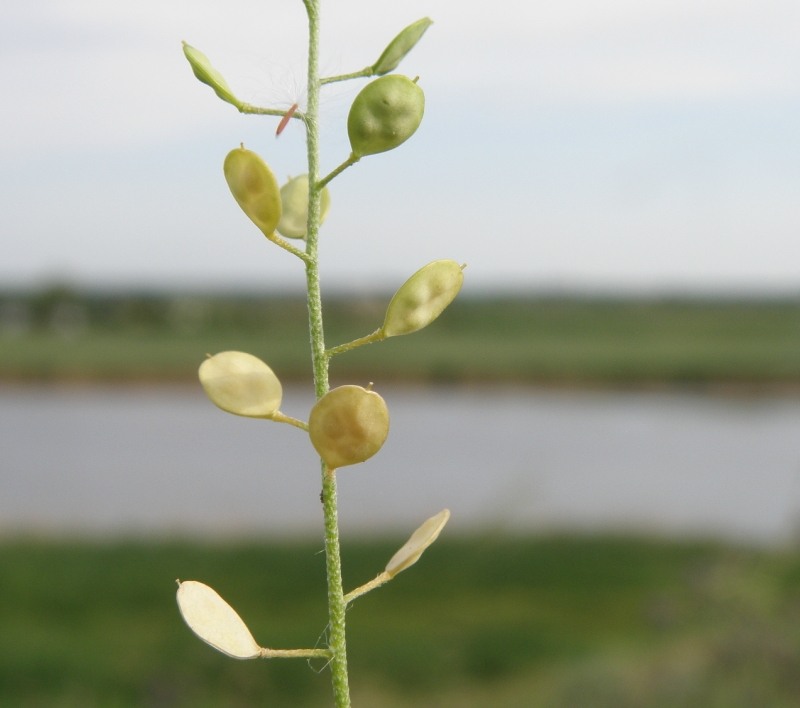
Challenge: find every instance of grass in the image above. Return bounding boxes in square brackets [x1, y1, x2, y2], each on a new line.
[2, 535, 800, 706]
[3, 294, 800, 386]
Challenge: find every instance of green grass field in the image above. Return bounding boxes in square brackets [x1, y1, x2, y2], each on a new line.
[2, 535, 800, 706]
[3, 294, 800, 386]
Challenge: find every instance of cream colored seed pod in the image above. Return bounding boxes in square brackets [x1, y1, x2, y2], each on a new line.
[276, 175, 331, 239]
[385, 508, 450, 578]
[223, 146, 282, 237]
[382, 259, 464, 337]
[347, 75, 425, 158]
[199, 351, 282, 418]
[308, 385, 389, 469]
[176, 580, 261, 660]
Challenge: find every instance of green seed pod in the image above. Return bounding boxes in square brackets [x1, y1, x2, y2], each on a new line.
[276, 175, 331, 239]
[182, 42, 242, 110]
[199, 351, 282, 418]
[308, 385, 389, 469]
[372, 17, 433, 75]
[347, 75, 425, 158]
[223, 146, 282, 237]
[382, 259, 464, 337]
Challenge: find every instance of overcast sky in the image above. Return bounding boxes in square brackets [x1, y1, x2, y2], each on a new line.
[2, 0, 799, 294]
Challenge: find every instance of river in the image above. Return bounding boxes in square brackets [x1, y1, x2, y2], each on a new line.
[3, 384, 800, 544]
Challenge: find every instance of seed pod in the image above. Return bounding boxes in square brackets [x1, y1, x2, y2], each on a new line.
[372, 17, 433, 75]
[199, 351, 282, 418]
[385, 509, 450, 578]
[182, 42, 242, 110]
[347, 75, 425, 158]
[276, 175, 331, 239]
[177, 580, 261, 660]
[223, 146, 282, 237]
[308, 385, 389, 469]
[382, 259, 464, 337]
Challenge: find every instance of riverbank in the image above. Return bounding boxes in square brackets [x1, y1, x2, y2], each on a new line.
[2, 534, 799, 706]
[3, 293, 800, 387]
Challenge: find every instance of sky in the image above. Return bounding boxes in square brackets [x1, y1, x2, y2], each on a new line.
[2, 0, 799, 295]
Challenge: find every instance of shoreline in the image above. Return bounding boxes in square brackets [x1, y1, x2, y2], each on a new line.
[5, 373, 800, 398]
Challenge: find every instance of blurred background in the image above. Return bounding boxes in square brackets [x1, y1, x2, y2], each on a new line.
[2, 1, 800, 705]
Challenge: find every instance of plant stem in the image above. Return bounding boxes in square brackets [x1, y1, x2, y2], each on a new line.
[268, 411, 308, 431]
[266, 232, 312, 262]
[343, 571, 391, 605]
[318, 154, 360, 190]
[302, 1, 351, 706]
[321, 67, 373, 85]
[259, 647, 333, 660]
[238, 102, 305, 121]
[326, 328, 384, 358]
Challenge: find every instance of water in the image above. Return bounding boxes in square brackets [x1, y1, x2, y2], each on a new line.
[3, 384, 800, 544]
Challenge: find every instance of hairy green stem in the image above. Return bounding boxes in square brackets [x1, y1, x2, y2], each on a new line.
[266, 232, 312, 262]
[238, 102, 306, 121]
[268, 411, 308, 431]
[318, 154, 360, 190]
[259, 647, 332, 659]
[343, 571, 391, 605]
[302, 1, 351, 706]
[326, 328, 385, 358]
[321, 67, 374, 85]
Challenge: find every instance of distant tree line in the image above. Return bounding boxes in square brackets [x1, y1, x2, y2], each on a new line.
[0, 284, 387, 336]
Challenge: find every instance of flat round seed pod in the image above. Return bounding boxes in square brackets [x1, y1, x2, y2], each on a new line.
[223, 146, 281, 237]
[308, 385, 389, 469]
[176, 580, 261, 660]
[347, 75, 424, 158]
[382, 259, 464, 337]
[276, 175, 331, 239]
[199, 351, 282, 418]
[385, 509, 450, 577]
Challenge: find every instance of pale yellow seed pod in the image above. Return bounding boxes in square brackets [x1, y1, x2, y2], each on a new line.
[223, 146, 282, 237]
[176, 580, 261, 660]
[385, 509, 450, 578]
[199, 351, 282, 418]
[382, 259, 464, 337]
[308, 385, 389, 469]
[276, 175, 331, 239]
